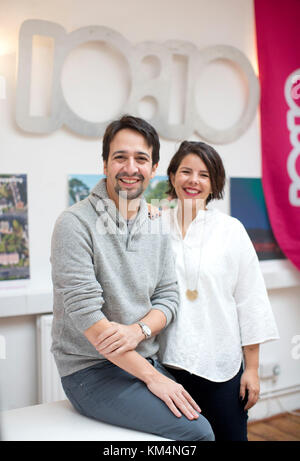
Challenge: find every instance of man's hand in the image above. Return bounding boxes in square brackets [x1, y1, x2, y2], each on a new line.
[146, 373, 201, 420]
[94, 322, 144, 356]
[85, 320, 201, 421]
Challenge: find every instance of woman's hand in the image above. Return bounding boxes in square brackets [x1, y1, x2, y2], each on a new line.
[146, 373, 201, 420]
[147, 203, 161, 219]
[240, 368, 260, 411]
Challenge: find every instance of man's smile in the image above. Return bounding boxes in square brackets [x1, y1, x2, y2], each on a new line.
[119, 178, 141, 185]
[116, 174, 144, 189]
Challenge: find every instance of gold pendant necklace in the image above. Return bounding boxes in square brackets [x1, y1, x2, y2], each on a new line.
[179, 208, 206, 302]
[186, 289, 199, 301]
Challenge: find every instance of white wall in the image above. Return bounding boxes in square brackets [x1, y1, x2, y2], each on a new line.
[0, 0, 299, 419]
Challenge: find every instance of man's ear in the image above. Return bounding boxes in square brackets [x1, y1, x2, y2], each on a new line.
[103, 161, 107, 176]
[151, 163, 158, 179]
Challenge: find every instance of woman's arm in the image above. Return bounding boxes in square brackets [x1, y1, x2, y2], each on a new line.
[240, 343, 260, 410]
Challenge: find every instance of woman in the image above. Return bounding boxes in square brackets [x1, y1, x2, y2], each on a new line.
[158, 140, 279, 441]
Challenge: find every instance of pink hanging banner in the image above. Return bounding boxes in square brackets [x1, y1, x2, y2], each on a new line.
[254, 0, 300, 270]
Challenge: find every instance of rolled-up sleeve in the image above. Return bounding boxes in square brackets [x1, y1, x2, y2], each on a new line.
[233, 222, 279, 346]
[51, 211, 106, 332]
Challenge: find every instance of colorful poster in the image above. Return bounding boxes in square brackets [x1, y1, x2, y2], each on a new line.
[0, 174, 30, 281]
[254, 0, 300, 270]
[68, 174, 104, 206]
[230, 178, 285, 261]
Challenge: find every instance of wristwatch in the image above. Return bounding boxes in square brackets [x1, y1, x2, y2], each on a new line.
[137, 321, 152, 339]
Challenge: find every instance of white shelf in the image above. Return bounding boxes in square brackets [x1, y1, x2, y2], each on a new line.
[0, 283, 53, 318]
[0, 259, 299, 318]
[260, 259, 300, 290]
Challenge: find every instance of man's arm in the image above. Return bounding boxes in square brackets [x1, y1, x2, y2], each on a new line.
[51, 212, 199, 419]
[84, 318, 201, 421]
[93, 309, 167, 356]
[51, 211, 107, 332]
[94, 234, 178, 355]
[52, 213, 197, 419]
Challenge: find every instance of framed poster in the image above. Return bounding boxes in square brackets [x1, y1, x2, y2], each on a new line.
[0, 174, 30, 281]
[68, 174, 104, 206]
[230, 177, 285, 261]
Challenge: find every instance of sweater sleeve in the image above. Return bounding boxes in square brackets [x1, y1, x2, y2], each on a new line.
[233, 221, 279, 346]
[51, 211, 106, 333]
[150, 235, 179, 327]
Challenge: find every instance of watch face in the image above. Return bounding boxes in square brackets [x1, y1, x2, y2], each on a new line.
[143, 325, 151, 336]
[138, 322, 151, 337]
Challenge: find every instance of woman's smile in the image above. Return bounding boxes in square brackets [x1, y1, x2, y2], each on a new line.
[182, 187, 202, 197]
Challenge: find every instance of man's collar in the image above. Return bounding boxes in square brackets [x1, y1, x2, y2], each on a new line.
[89, 178, 149, 229]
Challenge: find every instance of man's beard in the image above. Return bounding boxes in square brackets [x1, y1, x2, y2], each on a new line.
[114, 174, 145, 200]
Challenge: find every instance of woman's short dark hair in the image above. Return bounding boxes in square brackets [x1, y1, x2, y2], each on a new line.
[167, 141, 226, 205]
[102, 115, 160, 165]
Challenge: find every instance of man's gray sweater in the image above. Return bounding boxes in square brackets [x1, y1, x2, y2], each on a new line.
[51, 179, 179, 377]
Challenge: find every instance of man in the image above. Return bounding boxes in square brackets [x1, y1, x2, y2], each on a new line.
[51, 115, 214, 441]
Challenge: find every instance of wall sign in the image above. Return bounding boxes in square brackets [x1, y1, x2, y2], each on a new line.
[16, 20, 260, 143]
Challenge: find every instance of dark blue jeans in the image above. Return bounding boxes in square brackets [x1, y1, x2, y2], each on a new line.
[61, 358, 215, 441]
[165, 365, 248, 441]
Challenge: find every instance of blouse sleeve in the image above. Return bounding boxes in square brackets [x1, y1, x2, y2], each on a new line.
[233, 220, 279, 346]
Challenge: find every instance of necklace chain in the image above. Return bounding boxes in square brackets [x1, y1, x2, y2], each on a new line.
[179, 210, 206, 301]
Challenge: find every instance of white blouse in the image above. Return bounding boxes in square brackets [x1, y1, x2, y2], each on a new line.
[159, 206, 279, 382]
